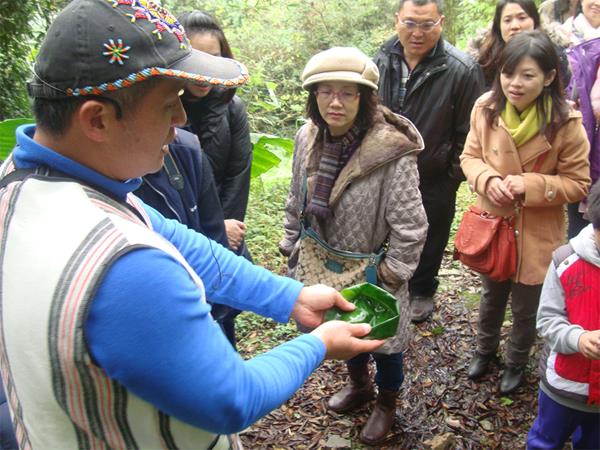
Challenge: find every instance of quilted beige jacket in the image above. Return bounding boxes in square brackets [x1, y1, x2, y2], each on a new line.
[280, 106, 428, 353]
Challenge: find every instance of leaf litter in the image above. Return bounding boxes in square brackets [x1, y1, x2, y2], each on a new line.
[237, 251, 555, 449]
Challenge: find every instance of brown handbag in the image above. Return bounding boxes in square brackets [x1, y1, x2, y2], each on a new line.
[453, 205, 517, 281]
[454, 151, 549, 281]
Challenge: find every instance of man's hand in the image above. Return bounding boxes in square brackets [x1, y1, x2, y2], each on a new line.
[224, 219, 246, 251]
[291, 284, 355, 329]
[578, 330, 600, 360]
[311, 321, 385, 360]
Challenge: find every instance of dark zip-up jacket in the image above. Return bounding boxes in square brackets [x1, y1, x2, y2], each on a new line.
[136, 129, 229, 249]
[183, 92, 252, 222]
[374, 36, 485, 183]
[135, 129, 235, 322]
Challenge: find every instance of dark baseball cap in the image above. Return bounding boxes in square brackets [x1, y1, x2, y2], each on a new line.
[27, 0, 249, 98]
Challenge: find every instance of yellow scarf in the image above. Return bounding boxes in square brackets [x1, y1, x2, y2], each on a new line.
[501, 95, 552, 147]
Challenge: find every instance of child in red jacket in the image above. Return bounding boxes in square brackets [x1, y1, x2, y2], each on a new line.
[527, 181, 600, 449]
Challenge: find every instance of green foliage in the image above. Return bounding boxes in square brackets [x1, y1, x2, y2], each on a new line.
[2, 1, 501, 136]
[453, 0, 497, 49]
[235, 311, 300, 358]
[462, 290, 481, 309]
[244, 178, 290, 274]
[250, 133, 293, 178]
[166, 0, 398, 137]
[0, 118, 34, 160]
[449, 182, 477, 246]
[0, 1, 63, 120]
[431, 325, 446, 336]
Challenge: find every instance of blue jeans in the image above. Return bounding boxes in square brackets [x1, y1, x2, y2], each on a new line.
[348, 352, 404, 391]
[527, 390, 600, 450]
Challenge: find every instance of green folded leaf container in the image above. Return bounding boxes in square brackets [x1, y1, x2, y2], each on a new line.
[324, 282, 400, 339]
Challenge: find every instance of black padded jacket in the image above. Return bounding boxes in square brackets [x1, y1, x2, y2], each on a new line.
[374, 36, 485, 183]
[183, 92, 252, 222]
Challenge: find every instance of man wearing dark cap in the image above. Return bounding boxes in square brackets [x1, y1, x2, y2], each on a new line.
[0, 1, 382, 448]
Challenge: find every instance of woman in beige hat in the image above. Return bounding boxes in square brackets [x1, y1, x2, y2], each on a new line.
[279, 46, 428, 445]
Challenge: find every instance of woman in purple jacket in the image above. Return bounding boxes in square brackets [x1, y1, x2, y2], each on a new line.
[565, 37, 600, 237]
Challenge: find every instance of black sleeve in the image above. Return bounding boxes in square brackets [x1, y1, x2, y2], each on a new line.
[450, 62, 486, 181]
[220, 97, 253, 221]
[195, 150, 229, 248]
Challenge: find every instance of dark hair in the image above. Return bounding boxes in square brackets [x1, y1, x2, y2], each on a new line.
[555, 0, 582, 20]
[178, 10, 235, 102]
[305, 83, 379, 136]
[398, 0, 444, 14]
[479, 0, 540, 85]
[588, 181, 600, 230]
[483, 30, 569, 138]
[33, 78, 161, 136]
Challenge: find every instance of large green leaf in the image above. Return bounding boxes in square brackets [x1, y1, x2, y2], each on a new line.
[0, 118, 34, 161]
[250, 133, 293, 178]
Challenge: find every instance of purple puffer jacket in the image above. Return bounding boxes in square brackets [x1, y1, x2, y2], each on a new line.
[566, 37, 600, 184]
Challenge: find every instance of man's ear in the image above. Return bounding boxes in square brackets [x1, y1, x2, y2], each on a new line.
[76, 100, 115, 143]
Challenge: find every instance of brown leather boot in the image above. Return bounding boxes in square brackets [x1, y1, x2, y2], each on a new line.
[327, 362, 374, 413]
[359, 388, 398, 445]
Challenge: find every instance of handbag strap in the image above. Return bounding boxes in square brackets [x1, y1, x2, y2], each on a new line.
[299, 173, 387, 260]
[531, 151, 548, 173]
[300, 173, 309, 228]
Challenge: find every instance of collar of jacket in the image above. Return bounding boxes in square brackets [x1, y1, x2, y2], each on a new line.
[304, 105, 424, 206]
[381, 35, 446, 66]
[182, 90, 229, 122]
[477, 91, 584, 168]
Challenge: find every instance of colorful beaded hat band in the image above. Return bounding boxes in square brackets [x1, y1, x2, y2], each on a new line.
[67, 65, 249, 97]
[28, 0, 249, 99]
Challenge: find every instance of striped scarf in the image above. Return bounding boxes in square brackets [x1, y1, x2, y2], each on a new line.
[306, 124, 363, 220]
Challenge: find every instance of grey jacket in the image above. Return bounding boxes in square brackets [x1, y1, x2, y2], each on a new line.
[280, 106, 428, 353]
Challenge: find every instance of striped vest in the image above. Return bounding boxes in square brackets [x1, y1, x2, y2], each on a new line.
[0, 170, 229, 449]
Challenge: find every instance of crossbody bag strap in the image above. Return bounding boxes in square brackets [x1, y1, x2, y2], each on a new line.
[299, 172, 387, 286]
[510, 151, 548, 213]
[300, 172, 309, 229]
[531, 151, 548, 173]
[0, 168, 38, 189]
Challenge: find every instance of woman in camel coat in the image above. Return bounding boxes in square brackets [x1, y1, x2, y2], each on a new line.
[460, 31, 590, 395]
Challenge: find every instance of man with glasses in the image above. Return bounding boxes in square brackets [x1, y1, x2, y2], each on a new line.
[374, 0, 485, 323]
[0, 1, 383, 448]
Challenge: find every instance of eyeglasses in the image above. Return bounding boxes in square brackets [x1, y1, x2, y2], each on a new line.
[315, 88, 360, 104]
[397, 17, 442, 32]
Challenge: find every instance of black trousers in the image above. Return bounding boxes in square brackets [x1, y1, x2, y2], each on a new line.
[567, 202, 589, 239]
[409, 176, 460, 298]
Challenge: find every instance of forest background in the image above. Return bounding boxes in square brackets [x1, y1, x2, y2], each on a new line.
[1, 0, 500, 126]
[0, 1, 549, 448]
[0, 0, 504, 266]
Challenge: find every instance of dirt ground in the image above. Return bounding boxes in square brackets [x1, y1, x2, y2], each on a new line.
[238, 253, 550, 449]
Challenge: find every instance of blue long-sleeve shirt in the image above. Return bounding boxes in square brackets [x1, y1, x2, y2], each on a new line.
[12, 125, 326, 434]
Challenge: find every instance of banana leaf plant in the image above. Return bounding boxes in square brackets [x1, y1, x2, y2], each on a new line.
[250, 132, 293, 179]
[0, 119, 293, 178]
